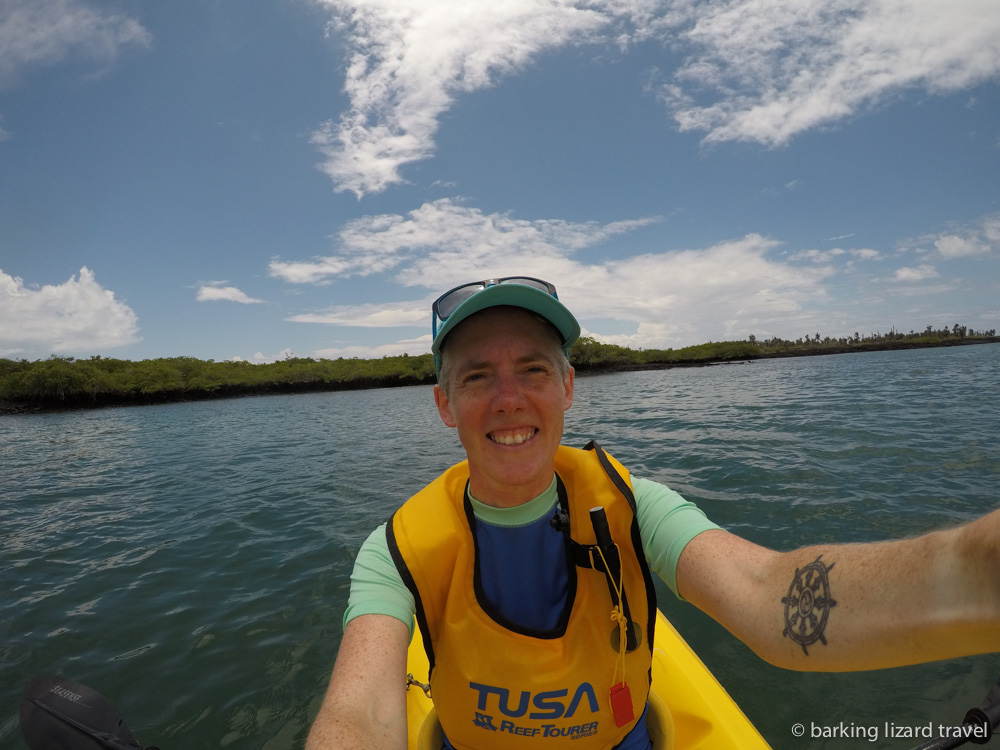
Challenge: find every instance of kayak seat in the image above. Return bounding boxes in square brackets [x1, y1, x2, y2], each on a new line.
[416, 706, 442, 750]
[415, 696, 675, 750]
[647, 689, 676, 750]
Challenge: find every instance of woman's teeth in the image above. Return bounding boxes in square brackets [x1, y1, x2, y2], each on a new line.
[490, 429, 536, 445]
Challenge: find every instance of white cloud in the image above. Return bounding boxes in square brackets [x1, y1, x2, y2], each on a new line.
[934, 234, 992, 258]
[277, 200, 832, 352]
[851, 248, 881, 261]
[313, 335, 431, 359]
[313, 0, 613, 196]
[900, 211, 1000, 259]
[314, 0, 1000, 192]
[267, 257, 351, 286]
[270, 198, 660, 284]
[232, 348, 297, 364]
[558, 234, 831, 345]
[985, 214, 1000, 244]
[790, 248, 846, 263]
[0, 267, 140, 358]
[289, 300, 426, 327]
[790, 247, 882, 265]
[196, 284, 264, 304]
[656, 0, 1000, 146]
[935, 235, 990, 258]
[0, 0, 151, 88]
[893, 264, 939, 282]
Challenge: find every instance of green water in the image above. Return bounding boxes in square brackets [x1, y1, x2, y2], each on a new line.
[2, 344, 998, 749]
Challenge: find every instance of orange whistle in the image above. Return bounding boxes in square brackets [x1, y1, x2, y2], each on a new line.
[610, 681, 634, 727]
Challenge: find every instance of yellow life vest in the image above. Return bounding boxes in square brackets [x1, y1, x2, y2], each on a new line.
[388, 442, 657, 750]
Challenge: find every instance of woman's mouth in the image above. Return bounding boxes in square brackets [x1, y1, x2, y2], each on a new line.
[488, 428, 537, 445]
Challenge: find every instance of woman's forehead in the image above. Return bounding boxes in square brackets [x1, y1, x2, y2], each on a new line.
[443, 307, 561, 358]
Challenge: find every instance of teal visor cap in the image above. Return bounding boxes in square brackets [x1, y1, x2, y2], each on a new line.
[432, 283, 580, 375]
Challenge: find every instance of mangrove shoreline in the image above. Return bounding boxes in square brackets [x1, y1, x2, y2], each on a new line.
[2, 329, 998, 415]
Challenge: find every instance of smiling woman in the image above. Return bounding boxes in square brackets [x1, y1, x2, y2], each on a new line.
[433, 307, 575, 507]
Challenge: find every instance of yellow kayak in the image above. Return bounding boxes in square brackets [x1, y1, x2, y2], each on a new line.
[405, 608, 771, 749]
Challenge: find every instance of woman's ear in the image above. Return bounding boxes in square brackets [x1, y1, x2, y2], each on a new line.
[434, 384, 457, 428]
[563, 366, 575, 411]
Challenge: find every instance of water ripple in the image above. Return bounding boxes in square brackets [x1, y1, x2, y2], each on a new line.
[2, 346, 998, 748]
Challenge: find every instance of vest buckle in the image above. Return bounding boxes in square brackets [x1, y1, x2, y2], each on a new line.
[406, 673, 432, 699]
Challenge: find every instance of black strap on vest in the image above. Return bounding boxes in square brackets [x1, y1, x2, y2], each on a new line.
[549, 510, 609, 571]
[549, 441, 641, 652]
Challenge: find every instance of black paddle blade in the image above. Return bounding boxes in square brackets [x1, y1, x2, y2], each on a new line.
[20, 675, 145, 750]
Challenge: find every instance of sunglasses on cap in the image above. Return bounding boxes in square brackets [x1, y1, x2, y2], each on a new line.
[431, 277, 559, 338]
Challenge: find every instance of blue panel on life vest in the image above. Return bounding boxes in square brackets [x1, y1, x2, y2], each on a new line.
[474, 514, 568, 632]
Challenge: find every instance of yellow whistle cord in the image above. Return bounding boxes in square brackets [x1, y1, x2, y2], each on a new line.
[595, 543, 629, 687]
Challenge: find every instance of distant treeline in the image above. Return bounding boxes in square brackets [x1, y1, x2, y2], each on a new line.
[2, 324, 997, 413]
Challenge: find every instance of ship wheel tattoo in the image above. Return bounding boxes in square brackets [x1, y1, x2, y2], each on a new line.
[781, 555, 837, 655]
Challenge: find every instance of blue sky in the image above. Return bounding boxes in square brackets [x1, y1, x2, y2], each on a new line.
[1, 0, 998, 363]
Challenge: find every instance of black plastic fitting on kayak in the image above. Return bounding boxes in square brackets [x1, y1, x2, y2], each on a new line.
[962, 704, 998, 745]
